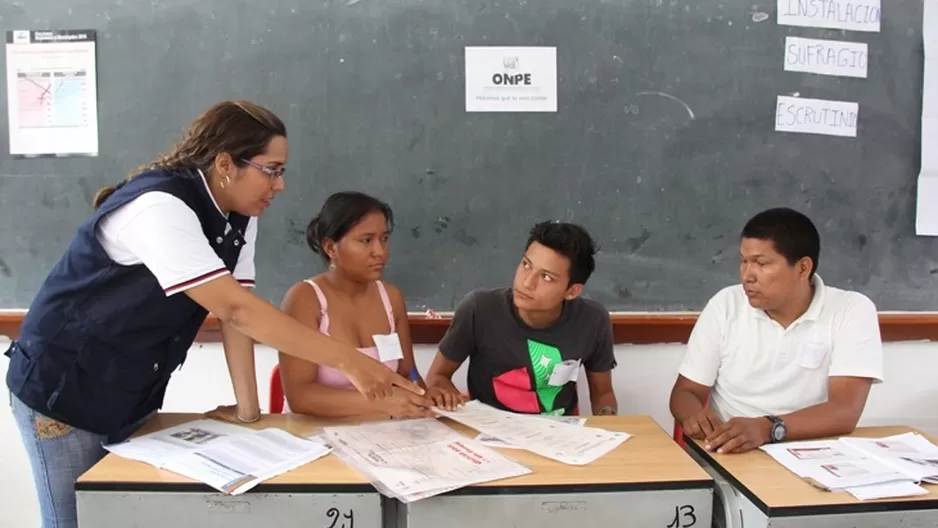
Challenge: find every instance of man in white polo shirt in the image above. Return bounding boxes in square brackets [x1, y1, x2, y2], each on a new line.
[669, 207, 883, 454]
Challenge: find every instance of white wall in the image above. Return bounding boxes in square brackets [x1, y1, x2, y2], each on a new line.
[2, 337, 938, 527]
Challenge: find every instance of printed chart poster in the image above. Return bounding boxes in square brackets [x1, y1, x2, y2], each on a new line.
[5, 30, 99, 157]
[916, 0, 938, 235]
[465, 46, 557, 112]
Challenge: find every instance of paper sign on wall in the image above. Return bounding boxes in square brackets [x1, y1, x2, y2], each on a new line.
[783, 36, 868, 78]
[775, 95, 859, 138]
[5, 29, 99, 157]
[464, 46, 557, 112]
[915, 0, 938, 235]
[777, 0, 881, 32]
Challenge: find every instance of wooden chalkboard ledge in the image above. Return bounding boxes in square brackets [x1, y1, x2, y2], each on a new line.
[2, 310, 938, 345]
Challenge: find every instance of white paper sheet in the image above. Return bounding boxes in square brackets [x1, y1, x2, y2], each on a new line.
[435, 401, 630, 465]
[323, 418, 531, 502]
[774, 96, 859, 138]
[841, 433, 938, 484]
[161, 428, 331, 495]
[475, 415, 587, 449]
[776, 0, 881, 32]
[4, 30, 99, 157]
[104, 419, 254, 467]
[105, 419, 331, 495]
[847, 480, 930, 501]
[761, 440, 911, 490]
[760, 436, 937, 500]
[465, 46, 557, 112]
[783, 36, 868, 78]
[916, 0, 938, 235]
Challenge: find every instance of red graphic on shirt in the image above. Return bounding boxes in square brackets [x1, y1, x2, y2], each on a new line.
[492, 367, 540, 413]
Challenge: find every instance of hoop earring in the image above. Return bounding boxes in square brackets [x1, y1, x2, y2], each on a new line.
[220, 174, 231, 189]
[328, 261, 336, 271]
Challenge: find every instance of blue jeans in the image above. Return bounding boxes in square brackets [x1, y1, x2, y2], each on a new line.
[11, 394, 152, 528]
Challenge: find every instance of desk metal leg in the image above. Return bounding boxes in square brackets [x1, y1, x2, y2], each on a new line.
[76, 491, 382, 528]
[684, 444, 743, 528]
[398, 489, 713, 528]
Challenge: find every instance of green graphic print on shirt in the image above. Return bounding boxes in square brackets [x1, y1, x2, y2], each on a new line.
[527, 339, 565, 415]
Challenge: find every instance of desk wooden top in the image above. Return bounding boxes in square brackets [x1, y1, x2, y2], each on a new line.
[688, 426, 938, 516]
[78, 413, 712, 494]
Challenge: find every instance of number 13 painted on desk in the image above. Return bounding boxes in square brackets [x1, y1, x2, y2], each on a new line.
[667, 504, 697, 527]
[325, 507, 353, 528]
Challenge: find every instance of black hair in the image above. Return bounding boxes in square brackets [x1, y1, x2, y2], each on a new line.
[306, 191, 394, 262]
[525, 221, 598, 285]
[740, 207, 820, 276]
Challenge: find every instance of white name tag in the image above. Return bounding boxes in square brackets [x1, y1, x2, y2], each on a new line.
[548, 359, 580, 386]
[373, 333, 404, 362]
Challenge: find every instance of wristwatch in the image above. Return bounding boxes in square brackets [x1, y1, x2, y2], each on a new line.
[766, 415, 788, 443]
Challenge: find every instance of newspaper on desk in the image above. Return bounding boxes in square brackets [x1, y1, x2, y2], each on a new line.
[322, 417, 531, 502]
[434, 400, 630, 465]
[104, 419, 331, 495]
[760, 433, 938, 500]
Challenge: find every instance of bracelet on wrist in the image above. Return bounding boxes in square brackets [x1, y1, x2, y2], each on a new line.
[236, 412, 261, 424]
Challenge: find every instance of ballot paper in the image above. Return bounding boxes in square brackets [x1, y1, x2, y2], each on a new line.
[434, 401, 630, 465]
[105, 419, 331, 495]
[840, 433, 938, 484]
[760, 435, 938, 500]
[323, 418, 531, 502]
[475, 415, 587, 449]
[761, 440, 912, 490]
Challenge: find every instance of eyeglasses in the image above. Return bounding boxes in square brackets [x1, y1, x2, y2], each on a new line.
[241, 158, 285, 180]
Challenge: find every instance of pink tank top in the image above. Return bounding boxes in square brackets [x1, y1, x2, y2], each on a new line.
[282, 280, 399, 413]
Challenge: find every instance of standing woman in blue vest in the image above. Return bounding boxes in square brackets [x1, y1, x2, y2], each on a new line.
[5, 100, 427, 528]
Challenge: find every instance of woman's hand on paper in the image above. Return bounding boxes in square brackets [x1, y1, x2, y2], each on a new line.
[382, 388, 437, 419]
[343, 351, 425, 401]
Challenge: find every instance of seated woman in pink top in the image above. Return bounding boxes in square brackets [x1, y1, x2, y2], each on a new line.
[278, 191, 433, 419]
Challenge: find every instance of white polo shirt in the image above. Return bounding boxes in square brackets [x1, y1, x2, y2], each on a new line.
[94, 170, 257, 296]
[678, 275, 883, 421]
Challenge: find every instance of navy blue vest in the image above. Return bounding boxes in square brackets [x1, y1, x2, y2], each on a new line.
[5, 169, 248, 435]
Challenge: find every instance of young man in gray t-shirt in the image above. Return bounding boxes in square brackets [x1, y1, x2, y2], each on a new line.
[426, 221, 618, 416]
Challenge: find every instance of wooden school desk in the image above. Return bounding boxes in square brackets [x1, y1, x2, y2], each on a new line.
[686, 426, 938, 528]
[75, 413, 384, 528]
[396, 415, 714, 528]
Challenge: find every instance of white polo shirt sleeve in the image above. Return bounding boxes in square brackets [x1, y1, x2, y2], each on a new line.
[95, 191, 256, 296]
[829, 293, 884, 382]
[232, 217, 257, 288]
[678, 289, 729, 387]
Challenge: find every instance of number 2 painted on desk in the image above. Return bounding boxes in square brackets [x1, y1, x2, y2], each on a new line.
[667, 505, 696, 527]
[326, 507, 353, 528]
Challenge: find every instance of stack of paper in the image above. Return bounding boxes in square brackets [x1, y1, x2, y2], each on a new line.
[760, 433, 938, 500]
[322, 417, 532, 502]
[105, 419, 331, 495]
[434, 401, 630, 465]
